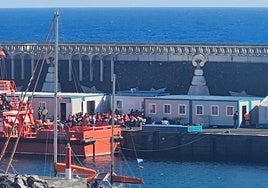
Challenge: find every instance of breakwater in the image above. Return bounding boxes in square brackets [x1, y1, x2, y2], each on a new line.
[121, 128, 268, 163]
[1, 43, 268, 96]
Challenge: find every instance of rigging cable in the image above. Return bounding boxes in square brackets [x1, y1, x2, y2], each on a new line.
[129, 131, 144, 177]
[1, 17, 55, 173]
[119, 133, 209, 153]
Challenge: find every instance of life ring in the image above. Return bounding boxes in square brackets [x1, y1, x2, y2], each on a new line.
[192, 54, 206, 67]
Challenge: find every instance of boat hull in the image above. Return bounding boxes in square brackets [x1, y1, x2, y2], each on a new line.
[0, 125, 122, 157]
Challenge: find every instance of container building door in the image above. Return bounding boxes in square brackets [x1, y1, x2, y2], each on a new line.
[87, 101, 95, 114]
[60, 103, 66, 121]
[242, 105, 247, 126]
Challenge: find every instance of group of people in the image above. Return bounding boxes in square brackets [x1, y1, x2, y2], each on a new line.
[0, 94, 11, 111]
[233, 110, 251, 128]
[65, 109, 146, 128]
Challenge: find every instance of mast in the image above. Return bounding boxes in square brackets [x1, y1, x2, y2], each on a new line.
[53, 11, 59, 168]
[110, 74, 116, 185]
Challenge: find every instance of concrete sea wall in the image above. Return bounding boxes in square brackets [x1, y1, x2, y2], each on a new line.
[2, 43, 268, 96]
[121, 128, 268, 163]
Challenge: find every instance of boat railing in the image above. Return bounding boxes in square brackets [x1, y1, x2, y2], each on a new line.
[22, 131, 37, 138]
[66, 124, 114, 132]
[0, 80, 16, 92]
[35, 121, 121, 134]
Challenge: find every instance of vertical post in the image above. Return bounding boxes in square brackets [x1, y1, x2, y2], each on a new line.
[54, 11, 59, 172]
[79, 57, 83, 81]
[100, 57, 103, 82]
[21, 57, 24, 80]
[11, 57, 14, 79]
[93, 143, 95, 159]
[68, 58, 72, 81]
[110, 56, 114, 82]
[110, 74, 115, 185]
[66, 143, 72, 179]
[89, 56, 93, 81]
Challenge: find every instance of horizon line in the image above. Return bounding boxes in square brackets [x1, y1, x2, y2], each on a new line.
[1, 6, 268, 9]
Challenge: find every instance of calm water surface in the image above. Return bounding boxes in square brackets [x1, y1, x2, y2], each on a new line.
[1, 155, 268, 188]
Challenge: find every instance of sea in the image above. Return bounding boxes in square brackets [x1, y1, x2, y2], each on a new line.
[1, 7, 268, 188]
[1, 8, 268, 44]
[1, 155, 268, 188]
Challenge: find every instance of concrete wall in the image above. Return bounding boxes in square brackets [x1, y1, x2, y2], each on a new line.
[4, 43, 268, 96]
[122, 130, 268, 163]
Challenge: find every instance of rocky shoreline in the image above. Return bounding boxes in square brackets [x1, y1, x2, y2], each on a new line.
[0, 174, 88, 188]
[0, 174, 51, 188]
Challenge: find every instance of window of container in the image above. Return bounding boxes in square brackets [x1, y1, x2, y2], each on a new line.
[178, 104, 186, 115]
[196, 105, 204, 115]
[163, 104, 171, 115]
[226, 106, 234, 116]
[211, 105, 219, 116]
[148, 103, 156, 114]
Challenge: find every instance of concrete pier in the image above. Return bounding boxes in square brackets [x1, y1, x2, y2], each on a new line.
[121, 127, 268, 163]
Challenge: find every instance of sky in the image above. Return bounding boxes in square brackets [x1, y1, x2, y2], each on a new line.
[1, 0, 268, 8]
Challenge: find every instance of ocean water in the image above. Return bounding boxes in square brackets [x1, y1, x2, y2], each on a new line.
[1, 155, 268, 188]
[0, 8, 268, 44]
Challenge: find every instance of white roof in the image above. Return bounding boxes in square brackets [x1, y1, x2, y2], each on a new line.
[15, 91, 106, 98]
[145, 95, 263, 101]
[260, 96, 268, 106]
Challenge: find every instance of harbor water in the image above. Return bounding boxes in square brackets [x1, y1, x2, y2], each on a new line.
[1, 155, 268, 188]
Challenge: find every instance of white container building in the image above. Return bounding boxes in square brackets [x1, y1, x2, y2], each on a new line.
[144, 95, 263, 127]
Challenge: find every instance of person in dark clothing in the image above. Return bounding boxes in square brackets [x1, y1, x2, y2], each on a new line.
[38, 106, 42, 120]
[233, 111, 239, 128]
[1, 94, 11, 110]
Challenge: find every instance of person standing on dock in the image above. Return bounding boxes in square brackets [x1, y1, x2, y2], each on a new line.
[244, 112, 250, 127]
[233, 111, 239, 128]
[38, 106, 42, 120]
[41, 106, 48, 122]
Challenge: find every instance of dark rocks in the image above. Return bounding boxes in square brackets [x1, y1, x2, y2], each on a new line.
[0, 175, 13, 188]
[0, 174, 51, 188]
